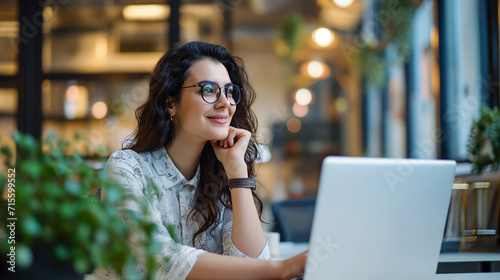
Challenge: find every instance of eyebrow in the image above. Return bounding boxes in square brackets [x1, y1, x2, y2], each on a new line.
[197, 80, 234, 87]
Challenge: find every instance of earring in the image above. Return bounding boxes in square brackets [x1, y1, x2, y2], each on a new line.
[170, 114, 174, 121]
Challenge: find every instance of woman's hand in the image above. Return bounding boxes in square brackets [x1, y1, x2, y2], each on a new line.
[210, 126, 251, 179]
[280, 251, 308, 280]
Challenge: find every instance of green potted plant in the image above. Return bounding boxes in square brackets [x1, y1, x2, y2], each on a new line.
[467, 106, 500, 249]
[467, 106, 500, 175]
[0, 132, 171, 280]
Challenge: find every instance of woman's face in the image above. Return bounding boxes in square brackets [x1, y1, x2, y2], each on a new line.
[171, 58, 237, 143]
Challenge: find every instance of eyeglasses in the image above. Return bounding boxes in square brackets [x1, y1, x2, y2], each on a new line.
[181, 82, 241, 105]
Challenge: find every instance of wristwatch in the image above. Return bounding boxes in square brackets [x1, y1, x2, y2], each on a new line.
[228, 176, 256, 191]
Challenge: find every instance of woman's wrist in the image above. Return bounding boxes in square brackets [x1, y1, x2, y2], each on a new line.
[224, 161, 248, 179]
[268, 260, 286, 279]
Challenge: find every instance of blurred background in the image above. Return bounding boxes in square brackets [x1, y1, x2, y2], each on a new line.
[0, 0, 499, 206]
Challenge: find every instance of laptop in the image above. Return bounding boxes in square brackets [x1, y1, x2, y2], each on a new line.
[304, 156, 456, 280]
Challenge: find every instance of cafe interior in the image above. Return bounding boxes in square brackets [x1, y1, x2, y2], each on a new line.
[1, 0, 500, 277]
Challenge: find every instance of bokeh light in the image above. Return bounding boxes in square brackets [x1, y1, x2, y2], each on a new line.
[295, 88, 313, 106]
[307, 61, 325, 78]
[65, 85, 79, 101]
[64, 84, 88, 120]
[123, 5, 170, 21]
[287, 118, 302, 133]
[293, 102, 309, 117]
[313, 28, 334, 47]
[333, 0, 354, 8]
[334, 97, 349, 114]
[92, 101, 108, 119]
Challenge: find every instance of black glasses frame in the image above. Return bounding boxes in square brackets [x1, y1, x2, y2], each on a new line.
[181, 82, 241, 105]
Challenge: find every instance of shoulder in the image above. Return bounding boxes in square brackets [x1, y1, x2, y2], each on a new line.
[105, 149, 155, 179]
[107, 149, 157, 166]
[108, 149, 141, 163]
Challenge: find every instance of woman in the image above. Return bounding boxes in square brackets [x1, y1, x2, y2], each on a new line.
[91, 41, 307, 280]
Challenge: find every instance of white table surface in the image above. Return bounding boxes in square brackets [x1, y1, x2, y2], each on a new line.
[288, 273, 500, 280]
[273, 242, 309, 260]
[274, 242, 500, 263]
[434, 273, 500, 280]
[439, 252, 500, 263]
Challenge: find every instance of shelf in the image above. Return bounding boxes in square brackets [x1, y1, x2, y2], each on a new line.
[44, 72, 150, 82]
[0, 75, 16, 88]
[2, 72, 152, 88]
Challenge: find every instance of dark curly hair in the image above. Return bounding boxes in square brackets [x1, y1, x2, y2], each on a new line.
[124, 41, 263, 245]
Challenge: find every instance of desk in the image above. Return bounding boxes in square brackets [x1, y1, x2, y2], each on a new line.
[275, 242, 500, 273]
[290, 273, 500, 280]
[439, 253, 500, 263]
[434, 273, 500, 279]
[275, 242, 500, 260]
[274, 242, 309, 260]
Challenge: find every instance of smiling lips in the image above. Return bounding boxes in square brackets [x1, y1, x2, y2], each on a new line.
[207, 115, 228, 124]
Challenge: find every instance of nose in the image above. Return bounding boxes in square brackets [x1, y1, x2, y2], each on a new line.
[215, 90, 231, 107]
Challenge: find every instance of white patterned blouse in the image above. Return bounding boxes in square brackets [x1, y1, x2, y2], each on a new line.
[88, 148, 270, 280]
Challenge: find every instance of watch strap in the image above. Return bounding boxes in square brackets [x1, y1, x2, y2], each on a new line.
[228, 176, 256, 191]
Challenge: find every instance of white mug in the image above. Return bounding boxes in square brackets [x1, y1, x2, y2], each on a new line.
[267, 231, 280, 257]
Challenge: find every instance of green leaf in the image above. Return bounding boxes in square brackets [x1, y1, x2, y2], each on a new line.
[76, 223, 91, 242]
[42, 181, 64, 198]
[18, 161, 42, 179]
[64, 179, 82, 195]
[167, 225, 179, 243]
[468, 106, 500, 173]
[60, 202, 76, 219]
[54, 245, 70, 260]
[73, 255, 90, 274]
[0, 145, 12, 158]
[22, 216, 41, 237]
[94, 229, 110, 245]
[87, 204, 108, 226]
[147, 239, 161, 255]
[16, 133, 38, 154]
[16, 244, 33, 268]
[42, 199, 56, 214]
[41, 226, 54, 241]
[105, 187, 122, 204]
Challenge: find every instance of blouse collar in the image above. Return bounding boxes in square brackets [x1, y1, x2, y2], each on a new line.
[153, 148, 200, 190]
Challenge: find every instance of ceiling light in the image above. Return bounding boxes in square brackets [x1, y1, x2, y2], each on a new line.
[295, 88, 313, 106]
[313, 28, 334, 47]
[300, 60, 331, 79]
[123, 5, 170, 21]
[333, 0, 354, 8]
[307, 61, 325, 78]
